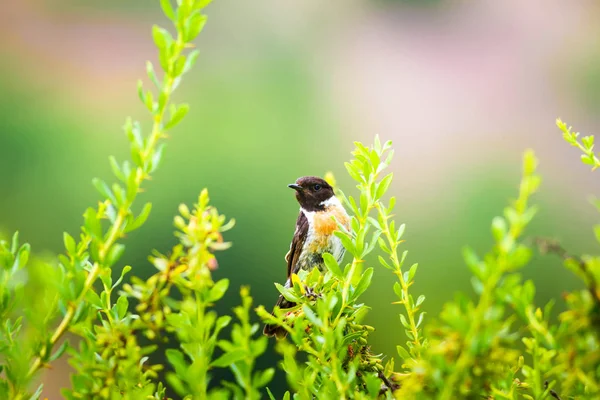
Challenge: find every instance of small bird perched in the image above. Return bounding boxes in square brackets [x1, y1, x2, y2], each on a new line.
[263, 176, 350, 338]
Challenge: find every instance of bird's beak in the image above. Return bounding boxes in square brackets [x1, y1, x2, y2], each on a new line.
[288, 183, 303, 191]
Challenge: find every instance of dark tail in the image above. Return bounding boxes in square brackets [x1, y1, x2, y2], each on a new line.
[263, 294, 296, 338]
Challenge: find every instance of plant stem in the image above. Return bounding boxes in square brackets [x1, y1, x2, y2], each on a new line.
[376, 203, 422, 356]
[26, 29, 185, 383]
[439, 269, 502, 400]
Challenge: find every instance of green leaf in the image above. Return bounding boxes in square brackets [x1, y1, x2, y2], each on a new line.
[463, 246, 485, 279]
[109, 156, 125, 181]
[352, 267, 373, 301]
[158, 50, 170, 76]
[365, 373, 381, 398]
[149, 143, 166, 173]
[160, 0, 176, 21]
[416, 311, 426, 327]
[30, 384, 44, 400]
[126, 165, 138, 202]
[183, 50, 200, 74]
[266, 388, 277, 400]
[92, 178, 116, 204]
[207, 279, 230, 302]
[49, 340, 69, 362]
[125, 203, 153, 232]
[334, 231, 356, 257]
[322, 252, 343, 279]
[254, 368, 275, 388]
[580, 154, 594, 166]
[342, 331, 365, 345]
[393, 282, 402, 299]
[375, 172, 393, 200]
[373, 135, 382, 153]
[173, 55, 186, 77]
[399, 314, 410, 328]
[397, 345, 410, 360]
[165, 104, 190, 130]
[185, 12, 207, 42]
[86, 290, 102, 309]
[396, 223, 406, 241]
[523, 149, 538, 175]
[144, 90, 155, 113]
[146, 61, 161, 88]
[215, 315, 232, 331]
[152, 25, 172, 51]
[83, 208, 102, 239]
[115, 295, 128, 319]
[345, 161, 363, 183]
[105, 243, 125, 267]
[369, 148, 381, 170]
[508, 245, 532, 270]
[63, 232, 76, 255]
[407, 263, 418, 282]
[383, 139, 393, 151]
[166, 349, 188, 376]
[12, 243, 31, 272]
[387, 196, 396, 213]
[378, 237, 391, 254]
[378, 255, 393, 270]
[491, 216, 507, 242]
[220, 218, 236, 232]
[112, 265, 132, 289]
[166, 373, 186, 397]
[302, 305, 322, 327]
[210, 349, 246, 368]
[137, 79, 146, 104]
[274, 283, 300, 303]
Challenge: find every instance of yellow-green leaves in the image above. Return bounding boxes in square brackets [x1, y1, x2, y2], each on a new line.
[36, 1, 221, 398]
[434, 150, 542, 400]
[558, 118, 600, 169]
[257, 137, 405, 398]
[207, 278, 229, 303]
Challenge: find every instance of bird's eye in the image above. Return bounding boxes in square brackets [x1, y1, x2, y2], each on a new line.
[313, 184, 321, 191]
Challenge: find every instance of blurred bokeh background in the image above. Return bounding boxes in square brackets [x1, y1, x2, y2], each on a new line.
[2, 0, 600, 397]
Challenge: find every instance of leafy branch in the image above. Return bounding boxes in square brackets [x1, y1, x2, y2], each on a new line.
[558, 118, 600, 169]
[24, 0, 211, 393]
[438, 150, 541, 399]
[257, 137, 421, 398]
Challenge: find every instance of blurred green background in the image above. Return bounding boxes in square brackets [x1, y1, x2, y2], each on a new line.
[2, 0, 600, 397]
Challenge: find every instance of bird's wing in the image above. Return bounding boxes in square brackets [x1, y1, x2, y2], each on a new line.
[285, 211, 309, 279]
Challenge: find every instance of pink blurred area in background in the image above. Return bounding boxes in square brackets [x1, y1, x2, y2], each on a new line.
[2, 0, 599, 187]
[2, 0, 600, 397]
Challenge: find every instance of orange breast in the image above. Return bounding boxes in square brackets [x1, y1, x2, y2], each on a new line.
[313, 204, 350, 236]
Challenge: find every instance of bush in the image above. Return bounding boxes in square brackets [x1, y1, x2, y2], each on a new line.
[0, 1, 599, 399]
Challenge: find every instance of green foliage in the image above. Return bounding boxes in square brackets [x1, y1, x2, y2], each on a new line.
[257, 131, 599, 400]
[0, 1, 272, 399]
[424, 150, 541, 399]
[255, 138, 410, 399]
[558, 118, 600, 169]
[1, 0, 600, 399]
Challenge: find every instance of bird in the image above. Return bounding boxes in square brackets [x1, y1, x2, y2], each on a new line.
[263, 176, 350, 338]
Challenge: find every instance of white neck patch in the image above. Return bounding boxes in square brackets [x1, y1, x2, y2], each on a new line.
[320, 195, 342, 209]
[301, 207, 315, 223]
[301, 196, 343, 224]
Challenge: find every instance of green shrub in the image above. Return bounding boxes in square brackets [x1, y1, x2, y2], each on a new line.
[0, 1, 599, 399]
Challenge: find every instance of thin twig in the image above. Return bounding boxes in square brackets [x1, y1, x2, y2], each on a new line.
[377, 370, 400, 395]
[533, 237, 600, 304]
